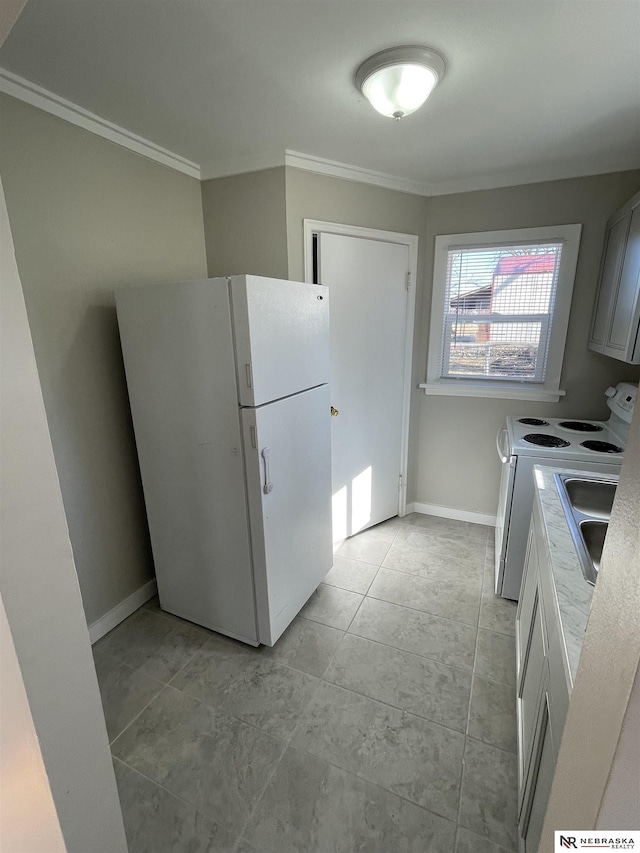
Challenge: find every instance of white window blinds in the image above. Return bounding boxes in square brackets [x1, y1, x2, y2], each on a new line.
[441, 242, 563, 382]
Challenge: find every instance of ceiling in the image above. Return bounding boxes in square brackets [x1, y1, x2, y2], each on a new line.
[1, 0, 639, 194]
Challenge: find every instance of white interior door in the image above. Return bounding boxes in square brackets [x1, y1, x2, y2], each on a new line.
[316, 231, 413, 543]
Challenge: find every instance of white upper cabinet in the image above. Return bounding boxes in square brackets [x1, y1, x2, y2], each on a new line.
[589, 189, 640, 363]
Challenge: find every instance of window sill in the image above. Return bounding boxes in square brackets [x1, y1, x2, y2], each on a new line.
[419, 382, 566, 402]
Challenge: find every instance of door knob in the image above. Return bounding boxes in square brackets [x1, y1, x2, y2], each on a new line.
[331, 406, 339, 417]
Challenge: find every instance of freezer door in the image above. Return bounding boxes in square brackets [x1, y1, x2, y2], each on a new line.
[242, 384, 332, 645]
[230, 275, 329, 406]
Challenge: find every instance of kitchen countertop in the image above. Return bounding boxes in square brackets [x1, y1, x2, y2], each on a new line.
[532, 464, 618, 688]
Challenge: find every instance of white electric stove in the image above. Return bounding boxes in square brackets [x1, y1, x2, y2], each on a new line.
[495, 382, 637, 600]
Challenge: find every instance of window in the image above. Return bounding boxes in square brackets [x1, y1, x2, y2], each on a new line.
[422, 224, 582, 401]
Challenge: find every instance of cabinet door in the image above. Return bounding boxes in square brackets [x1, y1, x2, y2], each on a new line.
[520, 685, 555, 853]
[517, 583, 546, 802]
[604, 205, 640, 362]
[589, 212, 628, 350]
[516, 525, 538, 679]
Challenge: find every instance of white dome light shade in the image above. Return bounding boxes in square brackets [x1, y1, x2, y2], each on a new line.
[362, 64, 437, 119]
[355, 46, 446, 120]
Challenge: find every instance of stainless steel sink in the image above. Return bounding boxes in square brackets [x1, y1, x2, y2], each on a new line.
[563, 478, 616, 518]
[579, 520, 609, 573]
[553, 473, 617, 585]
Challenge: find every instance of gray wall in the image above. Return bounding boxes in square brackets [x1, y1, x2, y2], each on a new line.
[285, 167, 429, 502]
[597, 662, 640, 828]
[285, 168, 429, 284]
[0, 94, 208, 625]
[417, 172, 640, 515]
[284, 168, 640, 515]
[201, 167, 288, 279]
[0, 593, 66, 853]
[1, 176, 127, 852]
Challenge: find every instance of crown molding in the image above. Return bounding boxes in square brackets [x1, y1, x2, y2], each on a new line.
[200, 149, 435, 195]
[199, 151, 286, 181]
[416, 157, 640, 197]
[284, 150, 434, 196]
[4, 68, 633, 196]
[0, 68, 201, 179]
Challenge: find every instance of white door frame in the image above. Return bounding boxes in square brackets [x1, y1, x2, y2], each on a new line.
[303, 219, 418, 517]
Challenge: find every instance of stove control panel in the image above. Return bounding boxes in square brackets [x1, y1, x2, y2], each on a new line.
[607, 382, 638, 424]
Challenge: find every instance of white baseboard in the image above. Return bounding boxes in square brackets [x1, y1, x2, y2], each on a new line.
[405, 502, 496, 528]
[89, 578, 157, 644]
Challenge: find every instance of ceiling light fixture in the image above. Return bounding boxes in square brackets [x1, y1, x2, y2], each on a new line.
[355, 45, 446, 120]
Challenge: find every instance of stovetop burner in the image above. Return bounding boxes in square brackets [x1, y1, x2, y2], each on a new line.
[581, 440, 623, 453]
[518, 418, 549, 426]
[557, 421, 603, 432]
[522, 433, 571, 448]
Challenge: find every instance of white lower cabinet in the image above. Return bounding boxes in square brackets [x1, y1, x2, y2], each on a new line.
[516, 501, 570, 852]
[521, 685, 556, 853]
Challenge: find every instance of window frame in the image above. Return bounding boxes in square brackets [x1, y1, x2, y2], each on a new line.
[421, 224, 582, 402]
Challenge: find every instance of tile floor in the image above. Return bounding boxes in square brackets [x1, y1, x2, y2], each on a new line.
[93, 513, 519, 853]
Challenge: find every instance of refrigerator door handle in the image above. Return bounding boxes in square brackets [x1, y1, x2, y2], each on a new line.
[261, 446, 273, 494]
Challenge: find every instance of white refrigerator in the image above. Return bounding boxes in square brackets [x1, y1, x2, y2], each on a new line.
[115, 275, 332, 646]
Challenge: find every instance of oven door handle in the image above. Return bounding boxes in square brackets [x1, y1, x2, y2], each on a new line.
[496, 427, 510, 464]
